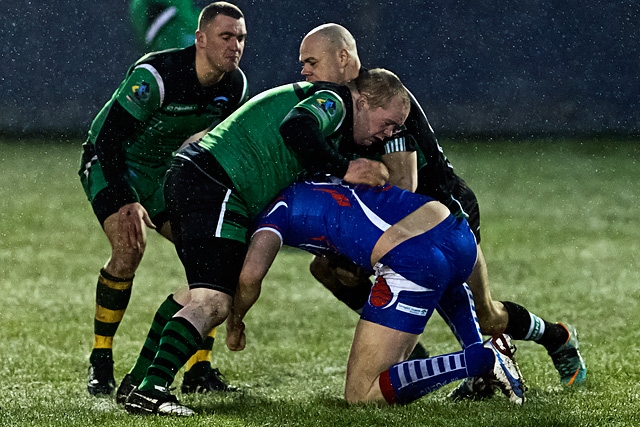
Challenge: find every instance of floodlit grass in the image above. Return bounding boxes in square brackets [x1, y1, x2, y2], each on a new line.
[0, 137, 639, 426]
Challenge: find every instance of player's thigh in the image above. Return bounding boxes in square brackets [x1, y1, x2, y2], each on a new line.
[177, 230, 247, 296]
[165, 158, 249, 296]
[80, 147, 166, 228]
[361, 262, 442, 335]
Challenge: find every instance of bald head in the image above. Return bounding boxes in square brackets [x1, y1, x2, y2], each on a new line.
[299, 23, 361, 85]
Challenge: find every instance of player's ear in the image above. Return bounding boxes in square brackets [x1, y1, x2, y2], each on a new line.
[355, 95, 367, 111]
[338, 48, 349, 66]
[195, 29, 206, 47]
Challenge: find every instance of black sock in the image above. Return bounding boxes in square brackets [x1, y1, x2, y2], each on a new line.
[501, 301, 569, 353]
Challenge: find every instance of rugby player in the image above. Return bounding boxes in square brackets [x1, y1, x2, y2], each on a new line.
[297, 23, 586, 393]
[226, 178, 525, 405]
[79, 1, 247, 397]
[122, 68, 410, 416]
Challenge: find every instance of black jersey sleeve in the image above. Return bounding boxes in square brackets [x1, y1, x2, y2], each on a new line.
[94, 100, 140, 205]
[279, 111, 350, 178]
[383, 129, 418, 154]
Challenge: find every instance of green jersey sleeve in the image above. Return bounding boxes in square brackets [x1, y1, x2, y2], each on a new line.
[293, 90, 346, 137]
[115, 64, 164, 122]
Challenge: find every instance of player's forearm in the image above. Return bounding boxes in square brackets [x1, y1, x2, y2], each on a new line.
[383, 151, 418, 192]
[280, 114, 349, 178]
[228, 280, 261, 327]
[94, 101, 140, 201]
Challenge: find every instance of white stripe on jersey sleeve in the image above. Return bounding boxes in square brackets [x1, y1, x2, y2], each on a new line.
[135, 63, 165, 106]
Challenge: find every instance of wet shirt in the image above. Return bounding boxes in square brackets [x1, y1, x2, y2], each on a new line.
[85, 45, 248, 196]
[255, 180, 433, 269]
[197, 82, 362, 218]
[129, 0, 200, 51]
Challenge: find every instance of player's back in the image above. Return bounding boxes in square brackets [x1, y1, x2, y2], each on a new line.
[267, 180, 435, 268]
[198, 82, 347, 217]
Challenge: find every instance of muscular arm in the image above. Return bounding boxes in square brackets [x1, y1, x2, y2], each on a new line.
[382, 151, 417, 192]
[226, 230, 282, 351]
[280, 113, 350, 178]
[280, 112, 388, 186]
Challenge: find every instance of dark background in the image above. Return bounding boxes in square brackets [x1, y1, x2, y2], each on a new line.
[1, 0, 638, 138]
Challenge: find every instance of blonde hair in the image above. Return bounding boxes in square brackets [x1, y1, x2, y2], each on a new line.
[349, 68, 410, 110]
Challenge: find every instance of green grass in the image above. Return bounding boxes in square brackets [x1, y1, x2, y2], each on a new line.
[0, 137, 639, 426]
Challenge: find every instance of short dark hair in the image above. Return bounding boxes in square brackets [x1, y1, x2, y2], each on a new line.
[198, 2, 244, 30]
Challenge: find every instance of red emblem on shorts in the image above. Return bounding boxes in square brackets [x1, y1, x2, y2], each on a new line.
[370, 276, 393, 307]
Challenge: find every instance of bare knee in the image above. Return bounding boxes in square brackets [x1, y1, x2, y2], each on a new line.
[102, 214, 147, 277]
[179, 289, 232, 336]
[344, 376, 385, 405]
[344, 369, 390, 406]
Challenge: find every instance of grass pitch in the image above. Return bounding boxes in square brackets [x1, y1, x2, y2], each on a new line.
[0, 137, 638, 426]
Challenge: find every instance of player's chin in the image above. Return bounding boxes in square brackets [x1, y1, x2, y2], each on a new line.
[359, 137, 380, 146]
[222, 59, 241, 71]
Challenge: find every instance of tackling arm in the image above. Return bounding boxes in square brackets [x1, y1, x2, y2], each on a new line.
[226, 230, 282, 351]
[382, 151, 418, 192]
[280, 113, 388, 186]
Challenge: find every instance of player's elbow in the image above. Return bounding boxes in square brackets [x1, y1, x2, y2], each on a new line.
[238, 268, 264, 295]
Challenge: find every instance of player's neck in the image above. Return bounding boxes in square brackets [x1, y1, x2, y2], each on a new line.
[195, 60, 225, 87]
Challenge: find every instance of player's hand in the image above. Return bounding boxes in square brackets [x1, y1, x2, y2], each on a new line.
[335, 266, 371, 288]
[343, 158, 389, 187]
[117, 202, 156, 250]
[226, 319, 246, 351]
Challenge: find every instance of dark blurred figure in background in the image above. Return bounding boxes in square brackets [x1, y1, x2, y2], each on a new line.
[130, 0, 207, 52]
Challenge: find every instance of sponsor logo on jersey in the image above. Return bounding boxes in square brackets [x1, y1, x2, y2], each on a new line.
[396, 303, 428, 317]
[316, 97, 337, 116]
[132, 82, 151, 102]
[164, 104, 199, 113]
[208, 96, 229, 117]
[162, 99, 227, 116]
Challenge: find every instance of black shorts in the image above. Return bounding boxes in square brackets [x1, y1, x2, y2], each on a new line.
[164, 150, 249, 296]
[452, 178, 481, 243]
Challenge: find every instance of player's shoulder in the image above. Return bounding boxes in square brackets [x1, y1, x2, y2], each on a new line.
[293, 83, 350, 127]
[308, 82, 349, 101]
[218, 68, 249, 102]
[132, 45, 195, 76]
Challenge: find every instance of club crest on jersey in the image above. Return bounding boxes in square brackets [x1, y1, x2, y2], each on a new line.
[132, 82, 151, 102]
[316, 97, 337, 116]
[207, 96, 229, 117]
[370, 276, 393, 308]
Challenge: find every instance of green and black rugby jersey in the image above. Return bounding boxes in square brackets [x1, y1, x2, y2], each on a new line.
[196, 81, 363, 218]
[381, 85, 469, 216]
[85, 44, 248, 197]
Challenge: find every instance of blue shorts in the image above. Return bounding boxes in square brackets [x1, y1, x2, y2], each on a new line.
[360, 216, 477, 334]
